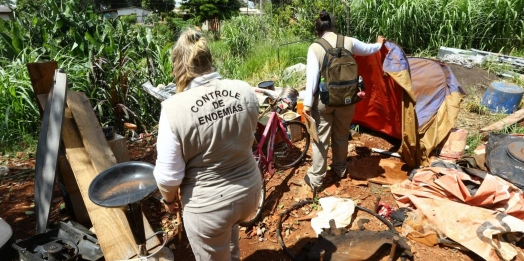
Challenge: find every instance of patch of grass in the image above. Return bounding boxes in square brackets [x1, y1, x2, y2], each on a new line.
[500, 123, 524, 135]
[463, 97, 491, 115]
[0, 133, 38, 157]
[465, 134, 483, 155]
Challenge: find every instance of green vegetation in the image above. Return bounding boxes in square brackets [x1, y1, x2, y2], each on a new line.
[0, 0, 523, 154]
[349, 0, 523, 55]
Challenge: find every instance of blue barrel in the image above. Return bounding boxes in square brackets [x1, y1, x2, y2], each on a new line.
[481, 81, 524, 114]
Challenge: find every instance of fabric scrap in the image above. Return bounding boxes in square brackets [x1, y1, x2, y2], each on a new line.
[310, 197, 355, 235]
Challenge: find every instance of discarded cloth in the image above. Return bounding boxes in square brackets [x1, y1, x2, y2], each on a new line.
[391, 166, 524, 219]
[401, 209, 439, 246]
[407, 196, 524, 261]
[310, 197, 355, 235]
[389, 207, 411, 227]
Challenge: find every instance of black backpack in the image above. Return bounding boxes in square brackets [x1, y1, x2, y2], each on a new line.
[316, 34, 364, 106]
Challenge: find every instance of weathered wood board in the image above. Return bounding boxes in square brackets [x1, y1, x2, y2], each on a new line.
[26, 61, 59, 116]
[64, 91, 159, 260]
[34, 70, 67, 234]
[38, 94, 91, 225]
[480, 108, 524, 132]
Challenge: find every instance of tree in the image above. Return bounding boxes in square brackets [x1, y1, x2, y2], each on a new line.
[180, 0, 241, 36]
[141, 0, 174, 13]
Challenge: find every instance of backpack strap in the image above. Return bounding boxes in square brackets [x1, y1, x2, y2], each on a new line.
[336, 34, 344, 48]
[315, 38, 333, 78]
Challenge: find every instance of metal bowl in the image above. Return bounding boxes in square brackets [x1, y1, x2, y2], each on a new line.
[88, 161, 157, 208]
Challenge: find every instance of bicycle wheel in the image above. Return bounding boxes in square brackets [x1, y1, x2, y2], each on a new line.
[273, 121, 310, 169]
[239, 180, 265, 227]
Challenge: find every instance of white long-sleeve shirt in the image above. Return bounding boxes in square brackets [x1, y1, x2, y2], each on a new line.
[304, 32, 382, 107]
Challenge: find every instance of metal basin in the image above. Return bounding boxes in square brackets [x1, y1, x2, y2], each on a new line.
[88, 161, 157, 208]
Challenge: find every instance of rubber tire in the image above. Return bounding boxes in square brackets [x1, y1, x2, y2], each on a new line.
[239, 181, 266, 228]
[273, 121, 310, 169]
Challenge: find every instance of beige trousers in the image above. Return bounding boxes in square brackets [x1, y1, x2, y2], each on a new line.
[183, 186, 260, 261]
[306, 97, 355, 187]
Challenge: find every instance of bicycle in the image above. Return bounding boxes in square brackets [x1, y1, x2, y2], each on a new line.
[239, 89, 311, 227]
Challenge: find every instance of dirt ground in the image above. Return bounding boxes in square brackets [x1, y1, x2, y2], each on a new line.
[0, 63, 519, 261]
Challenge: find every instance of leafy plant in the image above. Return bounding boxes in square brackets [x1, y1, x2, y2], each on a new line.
[120, 14, 138, 24]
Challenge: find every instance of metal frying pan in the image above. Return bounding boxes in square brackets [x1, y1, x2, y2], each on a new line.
[88, 161, 158, 208]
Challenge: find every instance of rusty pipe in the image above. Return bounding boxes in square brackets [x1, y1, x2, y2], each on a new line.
[388, 235, 399, 261]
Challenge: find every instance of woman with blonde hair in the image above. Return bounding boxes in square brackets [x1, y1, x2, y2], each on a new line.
[153, 28, 262, 261]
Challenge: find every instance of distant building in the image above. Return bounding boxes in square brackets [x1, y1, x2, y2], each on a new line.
[239, 8, 261, 15]
[101, 7, 152, 23]
[0, 5, 13, 21]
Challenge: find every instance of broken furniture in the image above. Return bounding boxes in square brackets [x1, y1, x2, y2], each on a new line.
[26, 61, 159, 260]
[88, 161, 171, 259]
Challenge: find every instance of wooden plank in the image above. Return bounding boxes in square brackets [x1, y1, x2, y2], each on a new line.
[38, 93, 91, 225]
[67, 91, 118, 172]
[34, 69, 67, 234]
[480, 108, 524, 132]
[64, 91, 159, 260]
[26, 61, 59, 116]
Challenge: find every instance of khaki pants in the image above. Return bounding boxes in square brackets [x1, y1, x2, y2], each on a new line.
[183, 186, 260, 261]
[306, 98, 355, 187]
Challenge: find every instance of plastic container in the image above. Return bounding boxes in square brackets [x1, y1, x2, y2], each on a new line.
[296, 99, 305, 123]
[281, 112, 303, 142]
[480, 81, 524, 114]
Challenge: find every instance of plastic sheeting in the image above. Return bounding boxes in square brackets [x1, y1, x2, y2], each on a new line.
[391, 167, 524, 219]
[392, 167, 524, 260]
[407, 197, 524, 261]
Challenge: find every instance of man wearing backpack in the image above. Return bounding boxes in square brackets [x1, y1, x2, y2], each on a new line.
[303, 10, 385, 192]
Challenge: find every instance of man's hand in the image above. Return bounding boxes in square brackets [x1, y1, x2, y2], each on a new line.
[377, 35, 386, 44]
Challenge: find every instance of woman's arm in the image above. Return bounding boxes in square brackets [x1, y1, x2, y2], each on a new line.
[304, 47, 320, 109]
[153, 110, 185, 213]
[351, 36, 385, 56]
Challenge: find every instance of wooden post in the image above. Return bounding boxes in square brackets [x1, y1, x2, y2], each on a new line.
[339, 0, 351, 35]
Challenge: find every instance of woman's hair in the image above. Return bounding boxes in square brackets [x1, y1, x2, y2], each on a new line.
[315, 10, 333, 36]
[171, 28, 215, 92]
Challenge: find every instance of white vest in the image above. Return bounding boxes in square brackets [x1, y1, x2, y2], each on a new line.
[161, 79, 261, 212]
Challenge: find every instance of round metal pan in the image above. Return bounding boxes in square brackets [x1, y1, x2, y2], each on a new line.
[88, 161, 158, 208]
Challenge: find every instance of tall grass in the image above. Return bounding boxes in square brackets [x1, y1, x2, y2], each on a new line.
[349, 0, 524, 54]
[214, 14, 310, 87]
